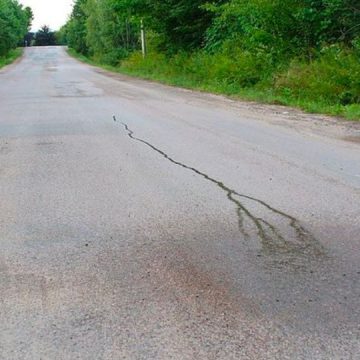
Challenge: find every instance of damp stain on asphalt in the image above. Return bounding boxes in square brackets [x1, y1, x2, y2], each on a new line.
[114, 116, 326, 263]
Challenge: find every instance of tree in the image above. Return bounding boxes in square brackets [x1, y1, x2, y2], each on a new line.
[66, 0, 89, 54]
[205, 0, 360, 57]
[64, 0, 224, 60]
[55, 25, 68, 46]
[24, 6, 33, 30]
[129, 0, 225, 52]
[0, 0, 33, 55]
[24, 32, 34, 46]
[34, 25, 56, 46]
[84, 0, 140, 64]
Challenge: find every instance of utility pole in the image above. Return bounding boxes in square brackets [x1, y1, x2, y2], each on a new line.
[141, 19, 147, 58]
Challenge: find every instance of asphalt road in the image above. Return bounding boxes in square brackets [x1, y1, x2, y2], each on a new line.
[0, 47, 359, 359]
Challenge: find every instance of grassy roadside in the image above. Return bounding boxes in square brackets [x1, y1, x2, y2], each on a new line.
[68, 48, 360, 121]
[0, 49, 23, 70]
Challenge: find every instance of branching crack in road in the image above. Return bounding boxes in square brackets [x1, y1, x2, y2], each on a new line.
[114, 116, 325, 259]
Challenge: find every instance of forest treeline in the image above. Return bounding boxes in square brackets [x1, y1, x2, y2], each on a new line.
[61, 0, 360, 119]
[0, 0, 32, 56]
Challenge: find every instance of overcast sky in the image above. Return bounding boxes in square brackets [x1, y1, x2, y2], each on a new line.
[20, 0, 73, 31]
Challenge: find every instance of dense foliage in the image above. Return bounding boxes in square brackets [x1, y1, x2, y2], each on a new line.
[63, 0, 360, 119]
[62, 0, 225, 59]
[34, 25, 56, 46]
[0, 0, 33, 56]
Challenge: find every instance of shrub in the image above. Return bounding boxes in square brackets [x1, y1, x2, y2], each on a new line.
[275, 45, 360, 105]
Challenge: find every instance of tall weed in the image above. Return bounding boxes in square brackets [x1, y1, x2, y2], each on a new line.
[275, 45, 360, 106]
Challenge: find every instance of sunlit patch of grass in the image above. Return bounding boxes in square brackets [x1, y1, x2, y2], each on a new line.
[0, 49, 23, 69]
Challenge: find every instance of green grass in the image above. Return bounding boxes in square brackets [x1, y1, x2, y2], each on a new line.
[68, 48, 360, 121]
[0, 49, 23, 70]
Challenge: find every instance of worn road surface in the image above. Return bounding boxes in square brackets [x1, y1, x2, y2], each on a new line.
[0, 47, 359, 359]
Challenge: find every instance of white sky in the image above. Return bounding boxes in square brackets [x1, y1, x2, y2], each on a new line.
[19, 0, 73, 31]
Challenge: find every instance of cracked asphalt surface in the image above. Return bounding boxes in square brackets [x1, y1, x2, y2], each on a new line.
[0, 47, 360, 359]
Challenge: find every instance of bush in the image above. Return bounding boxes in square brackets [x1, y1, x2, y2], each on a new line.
[122, 46, 273, 92]
[275, 46, 360, 105]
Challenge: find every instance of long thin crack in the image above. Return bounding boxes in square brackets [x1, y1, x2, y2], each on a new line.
[114, 116, 325, 259]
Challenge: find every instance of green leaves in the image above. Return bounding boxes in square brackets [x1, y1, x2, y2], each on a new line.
[0, 0, 32, 56]
[205, 0, 360, 56]
[64, 0, 224, 57]
[65, 0, 89, 54]
[64, 0, 140, 64]
[140, 0, 222, 52]
[34, 25, 56, 46]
